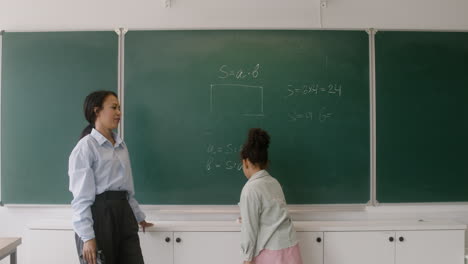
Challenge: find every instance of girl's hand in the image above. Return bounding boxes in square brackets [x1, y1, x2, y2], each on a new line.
[139, 220, 154, 233]
[83, 238, 97, 264]
[244, 261, 254, 264]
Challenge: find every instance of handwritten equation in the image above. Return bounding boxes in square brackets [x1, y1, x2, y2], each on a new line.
[218, 64, 260, 80]
[286, 83, 342, 97]
[288, 107, 333, 122]
[206, 143, 244, 172]
[206, 157, 243, 171]
[207, 143, 243, 155]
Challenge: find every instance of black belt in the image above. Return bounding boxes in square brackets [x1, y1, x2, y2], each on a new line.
[95, 191, 127, 202]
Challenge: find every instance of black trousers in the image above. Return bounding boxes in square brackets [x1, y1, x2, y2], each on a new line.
[75, 191, 144, 264]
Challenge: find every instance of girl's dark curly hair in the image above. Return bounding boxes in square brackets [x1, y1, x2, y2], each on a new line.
[240, 128, 270, 169]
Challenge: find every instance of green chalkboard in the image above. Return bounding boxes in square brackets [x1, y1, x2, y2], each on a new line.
[376, 31, 468, 203]
[124, 30, 370, 204]
[1, 31, 118, 204]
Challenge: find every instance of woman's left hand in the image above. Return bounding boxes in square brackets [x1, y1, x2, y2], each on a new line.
[243, 261, 254, 264]
[139, 220, 154, 233]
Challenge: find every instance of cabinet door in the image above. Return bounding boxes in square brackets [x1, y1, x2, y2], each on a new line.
[174, 232, 241, 264]
[396, 230, 464, 264]
[296, 232, 324, 264]
[27, 229, 79, 264]
[324, 231, 395, 264]
[139, 231, 173, 264]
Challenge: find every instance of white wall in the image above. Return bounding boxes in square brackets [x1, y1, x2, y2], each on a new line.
[1, 0, 468, 263]
[0, 0, 321, 30]
[322, 0, 468, 30]
[0, 0, 467, 31]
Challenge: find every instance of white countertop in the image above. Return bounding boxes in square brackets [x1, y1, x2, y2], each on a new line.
[28, 220, 466, 232]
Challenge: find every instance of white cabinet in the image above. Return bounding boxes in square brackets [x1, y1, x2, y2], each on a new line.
[139, 231, 173, 264]
[324, 231, 395, 264]
[395, 230, 464, 264]
[25, 222, 466, 264]
[28, 229, 173, 264]
[173, 232, 241, 264]
[28, 230, 79, 264]
[297, 232, 324, 264]
[143, 231, 323, 264]
[324, 230, 465, 264]
[140, 231, 241, 264]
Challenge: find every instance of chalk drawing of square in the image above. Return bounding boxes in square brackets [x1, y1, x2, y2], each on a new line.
[210, 84, 264, 116]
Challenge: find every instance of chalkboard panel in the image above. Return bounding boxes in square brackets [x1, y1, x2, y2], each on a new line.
[1, 31, 118, 204]
[376, 31, 468, 203]
[124, 30, 370, 204]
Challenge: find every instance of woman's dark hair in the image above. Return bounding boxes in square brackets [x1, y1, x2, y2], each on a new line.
[80, 90, 118, 139]
[240, 128, 271, 169]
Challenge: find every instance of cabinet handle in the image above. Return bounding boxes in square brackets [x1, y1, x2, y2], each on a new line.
[389, 237, 394, 242]
[176, 237, 182, 243]
[165, 237, 171, 243]
[316, 237, 322, 243]
[399, 236, 404, 242]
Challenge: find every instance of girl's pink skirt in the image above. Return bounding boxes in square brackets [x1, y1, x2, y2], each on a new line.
[253, 243, 303, 264]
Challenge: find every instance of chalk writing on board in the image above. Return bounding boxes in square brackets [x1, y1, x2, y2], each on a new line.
[218, 64, 260, 80]
[207, 143, 243, 155]
[288, 107, 333, 122]
[206, 157, 243, 171]
[286, 83, 342, 98]
[206, 143, 244, 172]
[210, 84, 264, 116]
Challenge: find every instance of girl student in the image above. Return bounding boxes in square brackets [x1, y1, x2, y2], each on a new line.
[239, 128, 303, 264]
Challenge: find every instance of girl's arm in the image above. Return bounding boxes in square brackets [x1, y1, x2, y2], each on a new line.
[240, 187, 261, 262]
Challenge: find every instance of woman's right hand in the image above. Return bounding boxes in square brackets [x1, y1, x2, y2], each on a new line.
[83, 238, 97, 264]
